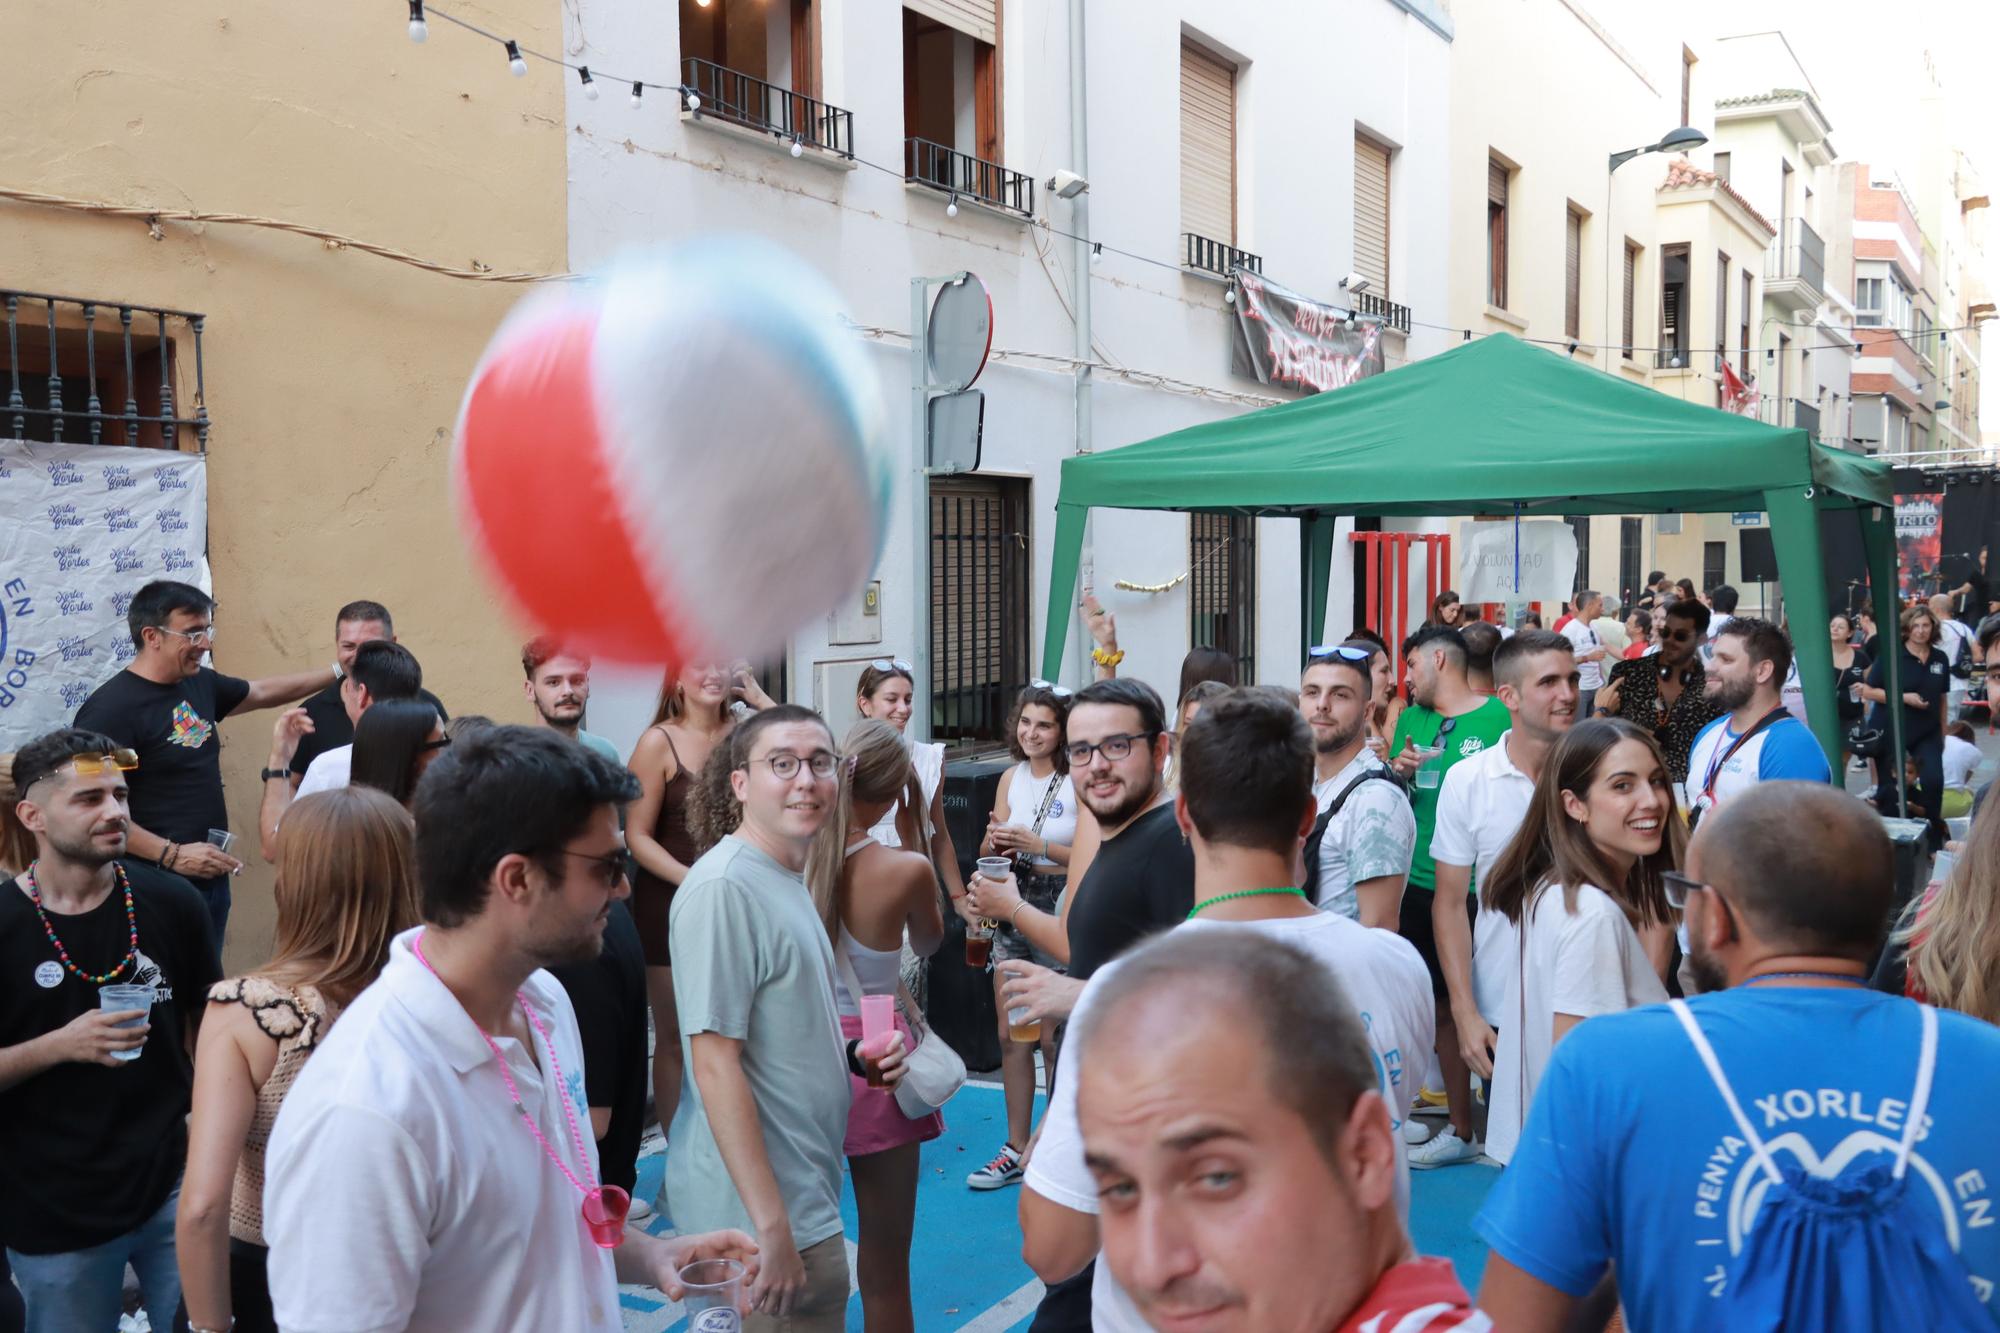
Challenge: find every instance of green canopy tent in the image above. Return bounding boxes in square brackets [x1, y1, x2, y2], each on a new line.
[1041, 332, 1901, 770]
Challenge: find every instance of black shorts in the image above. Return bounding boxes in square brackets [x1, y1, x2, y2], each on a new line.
[1399, 884, 1477, 1002]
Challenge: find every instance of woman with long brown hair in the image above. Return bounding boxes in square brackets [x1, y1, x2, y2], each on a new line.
[1426, 589, 1464, 628]
[1479, 718, 1683, 1165]
[176, 787, 421, 1333]
[1880, 792, 2000, 1023]
[853, 659, 965, 903]
[626, 660, 772, 1138]
[802, 720, 944, 1333]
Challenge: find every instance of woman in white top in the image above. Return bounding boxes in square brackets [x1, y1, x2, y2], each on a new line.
[804, 720, 945, 1333]
[854, 659, 966, 903]
[1942, 721, 1982, 818]
[962, 683, 1077, 1189]
[1479, 717, 1683, 1165]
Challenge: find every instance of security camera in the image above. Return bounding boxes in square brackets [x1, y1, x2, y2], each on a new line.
[1340, 273, 1371, 294]
[1048, 169, 1090, 199]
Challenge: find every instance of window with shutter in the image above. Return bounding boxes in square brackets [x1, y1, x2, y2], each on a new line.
[1712, 151, 1730, 183]
[1487, 157, 1510, 309]
[1660, 244, 1690, 363]
[1740, 270, 1753, 376]
[1565, 207, 1583, 340]
[1189, 513, 1257, 684]
[1181, 42, 1236, 245]
[1622, 242, 1639, 358]
[929, 476, 1030, 745]
[1715, 252, 1729, 367]
[1354, 135, 1391, 297]
[904, 0, 995, 45]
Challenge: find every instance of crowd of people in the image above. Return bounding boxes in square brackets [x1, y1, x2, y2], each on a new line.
[2, 573, 2000, 1332]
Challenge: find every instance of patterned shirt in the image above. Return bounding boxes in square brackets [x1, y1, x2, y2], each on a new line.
[1604, 656, 1723, 784]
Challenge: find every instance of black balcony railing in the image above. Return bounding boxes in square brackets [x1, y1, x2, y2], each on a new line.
[1182, 233, 1263, 278]
[905, 139, 1034, 217]
[1766, 217, 1826, 296]
[3, 290, 208, 450]
[1349, 289, 1411, 334]
[1790, 398, 1821, 437]
[681, 58, 854, 158]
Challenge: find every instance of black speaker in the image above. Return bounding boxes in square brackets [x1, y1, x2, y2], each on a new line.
[1740, 527, 1779, 583]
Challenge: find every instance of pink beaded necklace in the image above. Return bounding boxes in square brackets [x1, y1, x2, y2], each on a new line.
[412, 931, 628, 1247]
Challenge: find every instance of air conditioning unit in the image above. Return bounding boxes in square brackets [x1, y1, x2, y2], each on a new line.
[1657, 515, 1684, 535]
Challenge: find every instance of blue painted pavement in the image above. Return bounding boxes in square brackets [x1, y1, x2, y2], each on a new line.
[618, 1085, 1496, 1331]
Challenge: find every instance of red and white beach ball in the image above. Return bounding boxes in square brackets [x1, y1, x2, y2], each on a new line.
[453, 238, 890, 665]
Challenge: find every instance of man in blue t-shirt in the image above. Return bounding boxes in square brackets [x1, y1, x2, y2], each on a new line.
[1475, 782, 2000, 1331]
[1681, 617, 1831, 827]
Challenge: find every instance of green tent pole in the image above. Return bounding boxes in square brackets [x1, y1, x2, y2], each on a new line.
[1858, 503, 1907, 816]
[1763, 486, 1839, 767]
[1043, 501, 1089, 682]
[1300, 513, 1336, 664]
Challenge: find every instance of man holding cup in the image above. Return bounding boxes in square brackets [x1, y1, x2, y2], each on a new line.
[0, 728, 222, 1333]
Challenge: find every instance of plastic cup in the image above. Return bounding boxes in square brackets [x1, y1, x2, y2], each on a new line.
[965, 919, 995, 969]
[98, 983, 153, 1062]
[206, 827, 236, 854]
[581, 1184, 630, 1249]
[1008, 1004, 1042, 1044]
[975, 855, 1012, 880]
[858, 994, 896, 1088]
[679, 1257, 747, 1332]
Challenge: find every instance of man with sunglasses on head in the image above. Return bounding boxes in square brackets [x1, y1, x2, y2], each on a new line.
[1299, 645, 1414, 928]
[74, 580, 335, 942]
[0, 729, 222, 1333]
[665, 706, 906, 1331]
[1594, 597, 1723, 785]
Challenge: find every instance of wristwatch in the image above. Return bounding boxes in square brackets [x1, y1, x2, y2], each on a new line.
[261, 767, 291, 782]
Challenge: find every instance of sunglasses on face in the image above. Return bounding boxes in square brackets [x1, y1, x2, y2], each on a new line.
[419, 735, 451, 754]
[560, 847, 636, 888]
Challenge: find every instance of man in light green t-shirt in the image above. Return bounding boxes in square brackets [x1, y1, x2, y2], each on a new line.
[520, 636, 622, 764]
[1387, 625, 1510, 1171]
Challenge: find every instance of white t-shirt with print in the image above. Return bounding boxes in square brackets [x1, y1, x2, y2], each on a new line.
[1484, 883, 1666, 1166]
[1023, 913, 1434, 1333]
[1312, 750, 1416, 920]
[1561, 618, 1606, 691]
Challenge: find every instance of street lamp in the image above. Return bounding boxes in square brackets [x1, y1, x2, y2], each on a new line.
[1603, 126, 1709, 366]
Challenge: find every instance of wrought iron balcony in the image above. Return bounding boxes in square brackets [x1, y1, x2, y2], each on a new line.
[1349, 289, 1411, 334]
[681, 58, 853, 158]
[905, 139, 1034, 218]
[1790, 398, 1820, 438]
[1182, 233, 1263, 278]
[4, 290, 209, 449]
[1764, 217, 1825, 314]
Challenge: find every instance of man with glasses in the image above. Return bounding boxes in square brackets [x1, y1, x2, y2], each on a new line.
[266, 725, 757, 1332]
[1300, 646, 1414, 927]
[74, 580, 334, 941]
[1595, 598, 1722, 784]
[666, 705, 905, 1331]
[0, 729, 222, 1333]
[1476, 782, 2000, 1330]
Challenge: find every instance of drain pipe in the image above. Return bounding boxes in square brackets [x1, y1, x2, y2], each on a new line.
[1067, 0, 1095, 685]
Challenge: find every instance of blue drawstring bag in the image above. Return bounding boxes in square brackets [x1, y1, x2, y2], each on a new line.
[1670, 999, 1989, 1330]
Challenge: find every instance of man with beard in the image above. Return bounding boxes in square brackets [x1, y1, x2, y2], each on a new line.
[1413, 631, 1579, 1169]
[0, 729, 221, 1332]
[1300, 647, 1413, 927]
[1000, 677, 1192, 1332]
[265, 725, 761, 1332]
[1595, 598, 1722, 784]
[75, 580, 333, 941]
[523, 636, 623, 764]
[1475, 783, 2000, 1331]
[1682, 619, 1829, 830]
[285, 600, 449, 782]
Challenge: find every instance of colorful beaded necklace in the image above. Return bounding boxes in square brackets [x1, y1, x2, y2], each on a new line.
[24, 861, 139, 985]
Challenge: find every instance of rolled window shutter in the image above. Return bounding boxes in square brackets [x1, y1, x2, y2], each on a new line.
[1622, 244, 1638, 350]
[1181, 42, 1236, 244]
[1488, 157, 1509, 206]
[1354, 135, 1391, 296]
[904, 0, 995, 46]
[1565, 209, 1582, 339]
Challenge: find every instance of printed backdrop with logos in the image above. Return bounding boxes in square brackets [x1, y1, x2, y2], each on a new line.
[0, 439, 210, 749]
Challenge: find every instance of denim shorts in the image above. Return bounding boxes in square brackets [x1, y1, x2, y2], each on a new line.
[992, 870, 1065, 968]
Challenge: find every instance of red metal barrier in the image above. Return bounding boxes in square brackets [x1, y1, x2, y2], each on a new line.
[1348, 531, 1452, 691]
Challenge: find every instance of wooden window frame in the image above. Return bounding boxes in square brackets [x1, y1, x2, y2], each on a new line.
[1622, 241, 1640, 359]
[1487, 157, 1510, 311]
[1564, 206, 1584, 341]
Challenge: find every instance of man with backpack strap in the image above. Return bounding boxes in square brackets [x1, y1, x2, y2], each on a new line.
[1477, 781, 2000, 1330]
[1300, 645, 1414, 927]
[1413, 631, 1579, 1170]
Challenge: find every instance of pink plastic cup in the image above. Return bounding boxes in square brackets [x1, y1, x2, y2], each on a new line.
[858, 993, 896, 1087]
[582, 1184, 630, 1248]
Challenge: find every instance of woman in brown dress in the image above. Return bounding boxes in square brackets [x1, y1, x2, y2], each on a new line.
[627, 660, 772, 1137]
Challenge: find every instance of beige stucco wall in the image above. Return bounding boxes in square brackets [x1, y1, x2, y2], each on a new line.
[0, 3, 567, 968]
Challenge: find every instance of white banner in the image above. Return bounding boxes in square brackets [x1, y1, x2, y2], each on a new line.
[0, 440, 210, 748]
[1458, 519, 1577, 606]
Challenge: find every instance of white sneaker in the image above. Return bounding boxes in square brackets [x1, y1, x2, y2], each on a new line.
[1407, 1129, 1482, 1169]
[1400, 1117, 1435, 1146]
[627, 1194, 656, 1223]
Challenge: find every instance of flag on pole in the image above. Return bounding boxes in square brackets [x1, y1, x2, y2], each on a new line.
[1720, 360, 1760, 418]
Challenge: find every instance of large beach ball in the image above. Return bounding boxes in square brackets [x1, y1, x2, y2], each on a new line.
[453, 238, 891, 665]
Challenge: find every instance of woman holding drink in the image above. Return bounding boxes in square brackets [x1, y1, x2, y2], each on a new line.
[175, 788, 421, 1333]
[963, 684, 1077, 1191]
[804, 721, 944, 1333]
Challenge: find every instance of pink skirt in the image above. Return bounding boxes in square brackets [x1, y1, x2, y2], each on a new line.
[839, 1013, 945, 1157]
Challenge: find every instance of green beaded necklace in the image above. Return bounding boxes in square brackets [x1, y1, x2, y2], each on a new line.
[1187, 886, 1308, 919]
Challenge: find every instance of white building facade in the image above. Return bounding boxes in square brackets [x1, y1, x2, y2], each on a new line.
[564, 0, 1453, 750]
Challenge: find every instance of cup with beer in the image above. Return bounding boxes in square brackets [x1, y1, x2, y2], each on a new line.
[968, 855, 1012, 968]
[1006, 1003, 1041, 1044]
[857, 993, 896, 1088]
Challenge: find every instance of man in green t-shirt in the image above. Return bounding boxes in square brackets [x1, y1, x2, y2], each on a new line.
[1387, 625, 1510, 1168]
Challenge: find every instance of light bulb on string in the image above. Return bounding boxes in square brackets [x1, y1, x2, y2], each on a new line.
[505, 40, 527, 77]
[684, 87, 702, 113]
[631, 81, 645, 109]
[578, 66, 598, 100]
[1224, 287, 1236, 305]
[407, 0, 428, 43]
[946, 195, 959, 218]
[1090, 242, 1102, 266]
[790, 138, 804, 157]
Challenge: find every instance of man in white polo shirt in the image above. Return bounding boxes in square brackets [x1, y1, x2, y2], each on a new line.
[264, 726, 757, 1332]
[1415, 630, 1578, 1169]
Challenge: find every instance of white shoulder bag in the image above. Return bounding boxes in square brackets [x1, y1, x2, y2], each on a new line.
[833, 941, 966, 1120]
